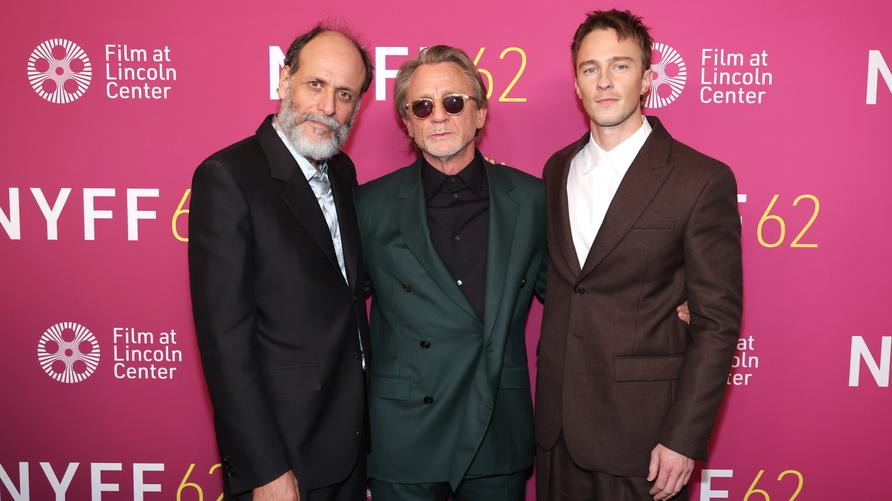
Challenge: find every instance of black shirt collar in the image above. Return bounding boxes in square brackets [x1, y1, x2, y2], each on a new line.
[421, 152, 485, 199]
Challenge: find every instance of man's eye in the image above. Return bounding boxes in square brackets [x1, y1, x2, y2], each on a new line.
[308, 81, 321, 89]
[582, 67, 596, 75]
[337, 91, 353, 102]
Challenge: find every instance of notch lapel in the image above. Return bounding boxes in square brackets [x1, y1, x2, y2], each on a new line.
[578, 117, 675, 278]
[257, 116, 342, 278]
[548, 133, 589, 280]
[396, 159, 479, 321]
[327, 156, 361, 290]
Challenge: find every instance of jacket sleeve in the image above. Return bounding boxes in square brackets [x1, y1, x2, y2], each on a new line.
[188, 160, 291, 495]
[657, 165, 743, 461]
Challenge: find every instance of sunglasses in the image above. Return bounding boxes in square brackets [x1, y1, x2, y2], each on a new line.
[406, 93, 477, 119]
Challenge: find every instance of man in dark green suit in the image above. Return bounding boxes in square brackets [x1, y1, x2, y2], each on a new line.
[357, 46, 546, 501]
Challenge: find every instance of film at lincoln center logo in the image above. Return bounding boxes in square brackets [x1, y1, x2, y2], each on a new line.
[38, 322, 100, 383]
[645, 42, 687, 109]
[27, 38, 92, 104]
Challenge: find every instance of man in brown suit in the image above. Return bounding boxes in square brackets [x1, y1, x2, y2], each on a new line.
[535, 10, 743, 501]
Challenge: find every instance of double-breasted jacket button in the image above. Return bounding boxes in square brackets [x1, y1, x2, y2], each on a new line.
[401, 282, 412, 292]
[420, 339, 432, 349]
[574, 285, 585, 295]
[423, 395, 434, 405]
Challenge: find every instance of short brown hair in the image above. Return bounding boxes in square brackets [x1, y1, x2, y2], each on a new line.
[393, 45, 489, 121]
[571, 9, 653, 70]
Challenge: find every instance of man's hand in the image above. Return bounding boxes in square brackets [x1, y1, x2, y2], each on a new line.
[676, 301, 691, 325]
[253, 471, 300, 501]
[647, 443, 694, 500]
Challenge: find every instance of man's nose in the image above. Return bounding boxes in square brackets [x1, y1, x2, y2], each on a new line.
[317, 88, 336, 116]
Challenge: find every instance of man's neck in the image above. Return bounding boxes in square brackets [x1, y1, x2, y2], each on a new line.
[590, 113, 645, 152]
[422, 148, 475, 176]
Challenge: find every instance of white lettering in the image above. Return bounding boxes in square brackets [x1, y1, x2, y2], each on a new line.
[126, 189, 159, 241]
[0, 462, 28, 500]
[1, 188, 21, 240]
[269, 45, 286, 100]
[41, 462, 78, 501]
[375, 47, 409, 101]
[90, 463, 121, 500]
[83, 188, 115, 240]
[31, 188, 71, 240]
[133, 463, 164, 501]
[699, 469, 732, 500]
[849, 336, 891, 387]
[867, 50, 892, 104]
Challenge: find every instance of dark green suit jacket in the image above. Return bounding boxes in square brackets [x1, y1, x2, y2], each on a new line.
[357, 155, 547, 488]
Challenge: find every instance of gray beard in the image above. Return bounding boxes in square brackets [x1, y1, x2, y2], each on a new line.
[276, 92, 355, 162]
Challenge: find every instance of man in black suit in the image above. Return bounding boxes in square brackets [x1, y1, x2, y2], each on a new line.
[188, 26, 373, 501]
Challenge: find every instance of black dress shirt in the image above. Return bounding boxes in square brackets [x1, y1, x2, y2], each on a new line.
[421, 153, 489, 320]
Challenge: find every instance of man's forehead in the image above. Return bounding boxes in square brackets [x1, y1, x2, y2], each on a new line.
[576, 30, 642, 64]
[408, 63, 470, 92]
[298, 32, 363, 66]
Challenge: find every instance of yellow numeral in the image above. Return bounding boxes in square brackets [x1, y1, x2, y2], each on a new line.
[172, 189, 191, 243]
[757, 194, 784, 248]
[498, 47, 528, 102]
[472, 48, 494, 99]
[176, 463, 203, 501]
[778, 469, 804, 500]
[208, 464, 224, 501]
[756, 194, 820, 249]
[790, 195, 819, 248]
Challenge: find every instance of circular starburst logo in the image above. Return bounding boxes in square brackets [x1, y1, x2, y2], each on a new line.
[37, 322, 100, 383]
[27, 39, 92, 104]
[646, 42, 687, 109]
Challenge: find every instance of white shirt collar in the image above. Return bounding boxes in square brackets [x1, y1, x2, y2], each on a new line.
[580, 115, 652, 176]
[271, 117, 322, 181]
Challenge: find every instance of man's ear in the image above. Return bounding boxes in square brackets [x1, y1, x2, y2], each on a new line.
[277, 67, 291, 101]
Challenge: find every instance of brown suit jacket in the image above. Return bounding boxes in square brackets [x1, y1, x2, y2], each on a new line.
[535, 116, 742, 476]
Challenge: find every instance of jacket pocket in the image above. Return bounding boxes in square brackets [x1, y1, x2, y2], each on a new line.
[262, 364, 321, 393]
[370, 374, 411, 400]
[632, 216, 676, 230]
[614, 354, 684, 382]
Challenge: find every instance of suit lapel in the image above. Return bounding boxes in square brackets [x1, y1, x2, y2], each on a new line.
[482, 161, 519, 340]
[257, 116, 342, 278]
[396, 159, 478, 321]
[579, 117, 675, 278]
[550, 133, 589, 279]
[328, 156, 360, 290]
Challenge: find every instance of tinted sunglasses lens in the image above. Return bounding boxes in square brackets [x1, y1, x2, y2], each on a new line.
[411, 99, 433, 118]
[443, 95, 466, 114]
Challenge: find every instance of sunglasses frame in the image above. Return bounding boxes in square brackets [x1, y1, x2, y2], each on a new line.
[405, 93, 477, 119]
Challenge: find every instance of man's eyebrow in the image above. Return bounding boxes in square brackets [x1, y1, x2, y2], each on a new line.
[577, 56, 635, 69]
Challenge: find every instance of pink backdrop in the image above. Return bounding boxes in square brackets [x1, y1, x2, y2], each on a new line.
[3, 0, 891, 499]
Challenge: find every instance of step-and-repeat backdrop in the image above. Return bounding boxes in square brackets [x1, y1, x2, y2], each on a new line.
[3, 0, 890, 499]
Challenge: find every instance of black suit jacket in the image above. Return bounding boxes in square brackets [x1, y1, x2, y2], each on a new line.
[188, 115, 370, 496]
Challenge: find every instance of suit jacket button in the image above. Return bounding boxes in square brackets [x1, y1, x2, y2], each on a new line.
[520, 278, 527, 288]
[354, 350, 364, 360]
[423, 395, 434, 405]
[420, 339, 431, 349]
[402, 282, 412, 292]
[575, 285, 585, 295]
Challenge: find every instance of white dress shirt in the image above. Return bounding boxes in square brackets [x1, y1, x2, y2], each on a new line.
[567, 116, 652, 267]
